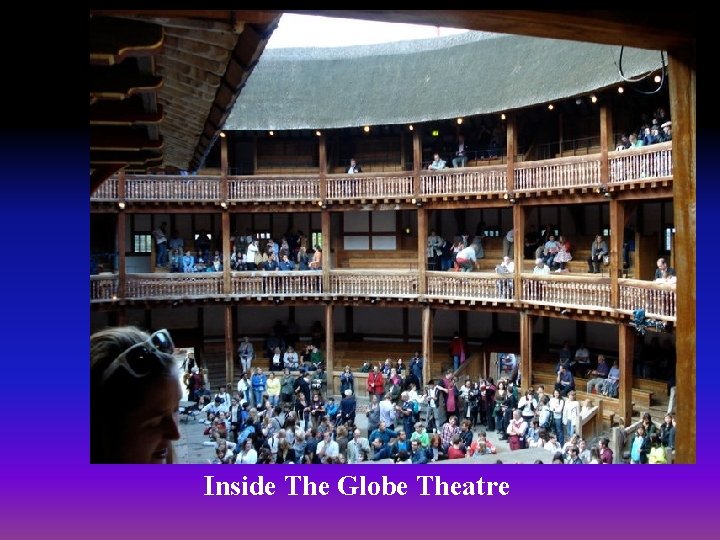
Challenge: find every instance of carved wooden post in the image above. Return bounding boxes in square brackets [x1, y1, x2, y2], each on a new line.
[224, 305, 234, 385]
[600, 105, 612, 188]
[618, 324, 634, 427]
[519, 311, 533, 392]
[609, 199, 624, 307]
[417, 207, 428, 294]
[422, 306, 434, 386]
[669, 49, 696, 463]
[325, 303, 334, 393]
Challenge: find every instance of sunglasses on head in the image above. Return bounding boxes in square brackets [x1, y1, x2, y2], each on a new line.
[100, 329, 174, 385]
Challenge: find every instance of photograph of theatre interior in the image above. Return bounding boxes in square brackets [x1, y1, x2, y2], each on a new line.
[90, 11, 695, 465]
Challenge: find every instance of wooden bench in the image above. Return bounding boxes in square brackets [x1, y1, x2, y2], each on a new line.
[533, 371, 653, 410]
[633, 377, 669, 400]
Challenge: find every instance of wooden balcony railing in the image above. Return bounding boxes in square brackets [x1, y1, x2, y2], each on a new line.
[326, 172, 414, 201]
[618, 278, 676, 321]
[125, 175, 222, 201]
[521, 274, 611, 310]
[94, 271, 677, 322]
[228, 175, 320, 202]
[92, 145, 673, 204]
[230, 271, 324, 297]
[90, 274, 119, 302]
[420, 166, 506, 197]
[330, 269, 418, 297]
[92, 177, 118, 200]
[514, 155, 601, 192]
[608, 142, 673, 183]
[125, 273, 224, 299]
[426, 271, 515, 302]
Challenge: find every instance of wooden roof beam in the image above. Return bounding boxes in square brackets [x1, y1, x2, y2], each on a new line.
[89, 101, 164, 126]
[90, 63, 163, 101]
[90, 16, 164, 66]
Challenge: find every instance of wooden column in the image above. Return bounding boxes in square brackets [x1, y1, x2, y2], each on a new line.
[513, 204, 525, 299]
[402, 307, 409, 342]
[319, 134, 327, 202]
[618, 324, 634, 426]
[669, 48, 696, 464]
[412, 128, 421, 197]
[519, 311, 533, 392]
[222, 210, 231, 295]
[321, 209, 330, 292]
[224, 305, 234, 384]
[325, 304, 334, 389]
[506, 113, 516, 193]
[422, 306, 434, 386]
[117, 170, 126, 301]
[599, 105, 612, 186]
[417, 207, 428, 294]
[609, 199, 624, 307]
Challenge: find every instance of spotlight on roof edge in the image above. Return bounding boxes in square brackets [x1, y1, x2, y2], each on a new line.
[269, 130, 274, 136]
[315, 130, 322, 136]
[591, 95, 598, 103]
[456, 118, 463, 125]
[432, 130, 439, 137]
[501, 114, 506, 120]
[363, 126, 370, 133]
[548, 104, 554, 110]
[219, 132, 226, 138]
[618, 86, 624, 94]
[408, 125, 414, 131]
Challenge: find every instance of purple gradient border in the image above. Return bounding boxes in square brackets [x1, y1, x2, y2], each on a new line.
[0, 117, 710, 539]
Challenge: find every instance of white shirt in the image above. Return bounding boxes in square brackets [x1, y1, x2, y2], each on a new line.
[379, 399, 396, 426]
[235, 449, 257, 464]
[317, 439, 339, 458]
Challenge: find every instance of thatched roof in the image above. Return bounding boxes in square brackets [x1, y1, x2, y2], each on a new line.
[225, 31, 663, 131]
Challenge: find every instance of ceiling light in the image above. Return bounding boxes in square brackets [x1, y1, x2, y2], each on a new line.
[118, 201, 126, 210]
[501, 113, 506, 120]
[590, 95, 597, 103]
[457, 118, 463, 125]
[219, 132, 226, 138]
[315, 131, 321, 136]
[408, 125, 414, 131]
[548, 104, 554, 110]
[269, 130, 274, 136]
[617, 86, 624, 94]
[363, 126, 370, 133]
[654, 75, 661, 83]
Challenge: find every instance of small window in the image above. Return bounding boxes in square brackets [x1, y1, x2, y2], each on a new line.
[602, 228, 611, 237]
[311, 231, 323, 249]
[664, 226, 675, 252]
[133, 233, 152, 253]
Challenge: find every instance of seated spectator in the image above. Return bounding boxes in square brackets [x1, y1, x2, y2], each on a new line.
[628, 133, 644, 148]
[283, 346, 299, 370]
[553, 235, 572, 272]
[533, 257, 551, 275]
[347, 158, 362, 174]
[455, 243, 478, 272]
[574, 343, 591, 377]
[555, 365, 575, 397]
[615, 134, 631, 151]
[182, 250, 195, 273]
[278, 253, 295, 271]
[654, 257, 676, 283]
[586, 355, 610, 393]
[428, 153, 447, 170]
[452, 135, 469, 168]
[309, 246, 322, 270]
[587, 235, 608, 273]
[446, 435, 467, 459]
[602, 361, 620, 397]
[543, 235, 560, 268]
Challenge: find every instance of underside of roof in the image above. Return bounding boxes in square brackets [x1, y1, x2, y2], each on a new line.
[89, 10, 280, 190]
[225, 31, 663, 131]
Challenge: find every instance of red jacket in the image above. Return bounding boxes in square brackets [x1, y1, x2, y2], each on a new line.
[367, 372, 385, 393]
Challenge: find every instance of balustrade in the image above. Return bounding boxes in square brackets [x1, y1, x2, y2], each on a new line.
[125, 273, 223, 299]
[93, 271, 676, 323]
[330, 270, 418, 297]
[619, 278, 676, 320]
[228, 175, 320, 202]
[514, 156, 601, 192]
[230, 271, 323, 297]
[124, 175, 221, 201]
[609, 142, 672, 183]
[420, 167, 506, 197]
[90, 274, 119, 301]
[326, 173, 413, 200]
[521, 274, 610, 310]
[426, 271, 515, 302]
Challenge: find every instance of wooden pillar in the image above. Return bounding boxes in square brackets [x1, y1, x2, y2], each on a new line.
[599, 105, 611, 186]
[224, 305, 234, 384]
[482, 350, 489, 380]
[417, 207, 428, 294]
[506, 113, 516, 193]
[325, 304, 334, 387]
[513, 204, 525, 299]
[412, 129, 421, 197]
[519, 311, 533, 392]
[222, 210, 231, 295]
[618, 324, 634, 426]
[609, 199, 624, 307]
[319, 134, 327, 202]
[669, 48, 696, 463]
[321, 209, 330, 292]
[422, 306, 434, 386]
[117, 170, 126, 301]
